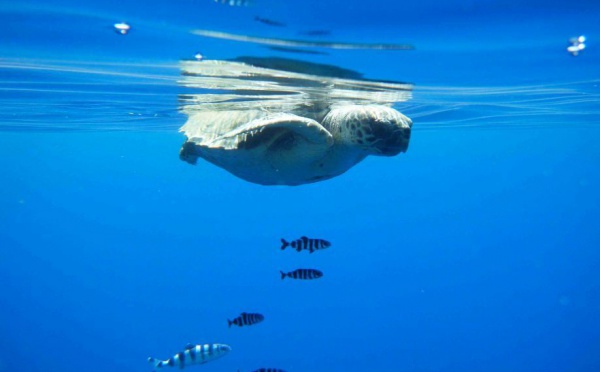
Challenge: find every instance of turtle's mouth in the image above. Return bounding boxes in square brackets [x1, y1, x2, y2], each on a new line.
[369, 125, 411, 156]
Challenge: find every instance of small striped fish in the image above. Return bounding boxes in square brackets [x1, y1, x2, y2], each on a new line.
[281, 236, 331, 253]
[148, 343, 230, 370]
[280, 268, 323, 280]
[228, 312, 264, 327]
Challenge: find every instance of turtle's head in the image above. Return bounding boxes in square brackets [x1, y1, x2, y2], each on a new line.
[323, 105, 412, 156]
[360, 114, 412, 156]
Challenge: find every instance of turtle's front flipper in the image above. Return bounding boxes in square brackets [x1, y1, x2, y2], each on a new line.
[235, 114, 334, 183]
[179, 142, 199, 164]
[218, 113, 333, 151]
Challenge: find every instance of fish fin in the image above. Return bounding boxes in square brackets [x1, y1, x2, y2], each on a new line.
[280, 270, 286, 280]
[185, 343, 194, 350]
[281, 238, 289, 250]
[148, 357, 163, 371]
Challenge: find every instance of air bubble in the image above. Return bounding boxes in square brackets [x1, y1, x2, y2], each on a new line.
[114, 22, 131, 35]
[567, 35, 586, 56]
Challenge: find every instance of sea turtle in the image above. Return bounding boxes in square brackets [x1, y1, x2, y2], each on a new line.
[178, 57, 413, 186]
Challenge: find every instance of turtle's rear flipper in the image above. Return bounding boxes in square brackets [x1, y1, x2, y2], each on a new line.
[179, 142, 199, 165]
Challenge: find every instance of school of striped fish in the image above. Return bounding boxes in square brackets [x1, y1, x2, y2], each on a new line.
[148, 235, 330, 371]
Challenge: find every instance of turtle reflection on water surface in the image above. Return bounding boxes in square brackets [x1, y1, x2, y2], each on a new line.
[178, 57, 413, 186]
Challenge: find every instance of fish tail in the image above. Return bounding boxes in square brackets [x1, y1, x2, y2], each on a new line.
[228, 319, 232, 327]
[280, 270, 286, 280]
[280, 238, 289, 250]
[148, 357, 163, 371]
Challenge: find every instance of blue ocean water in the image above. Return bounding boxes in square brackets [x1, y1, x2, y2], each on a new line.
[1, 0, 599, 371]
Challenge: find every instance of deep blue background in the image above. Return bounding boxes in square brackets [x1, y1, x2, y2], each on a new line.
[1, 0, 599, 371]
